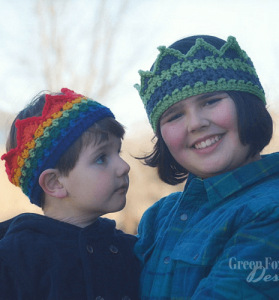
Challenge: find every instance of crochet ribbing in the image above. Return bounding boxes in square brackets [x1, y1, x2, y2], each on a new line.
[134, 36, 265, 132]
[1, 88, 114, 206]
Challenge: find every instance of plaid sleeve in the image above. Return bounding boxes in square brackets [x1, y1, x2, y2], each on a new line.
[191, 205, 279, 299]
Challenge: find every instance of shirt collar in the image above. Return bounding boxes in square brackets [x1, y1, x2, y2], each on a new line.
[186, 152, 279, 205]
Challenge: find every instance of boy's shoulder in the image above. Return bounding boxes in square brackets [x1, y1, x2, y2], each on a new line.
[0, 217, 16, 241]
[0, 214, 137, 241]
[0, 214, 53, 288]
[97, 217, 138, 245]
[0, 214, 57, 250]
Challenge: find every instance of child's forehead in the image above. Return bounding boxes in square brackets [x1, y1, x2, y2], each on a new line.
[161, 91, 227, 117]
[84, 134, 122, 152]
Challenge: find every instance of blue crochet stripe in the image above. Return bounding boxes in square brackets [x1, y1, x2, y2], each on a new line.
[24, 105, 114, 204]
[187, 49, 219, 61]
[155, 55, 184, 75]
[146, 67, 262, 116]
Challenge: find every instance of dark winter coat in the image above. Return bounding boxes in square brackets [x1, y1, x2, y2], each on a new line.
[0, 213, 140, 300]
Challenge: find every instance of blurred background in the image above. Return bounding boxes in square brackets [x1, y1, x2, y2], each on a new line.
[0, 0, 278, 234]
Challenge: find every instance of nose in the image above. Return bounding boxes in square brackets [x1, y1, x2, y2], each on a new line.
[187, 110, 209, 133]
[117, 156, 130, 177]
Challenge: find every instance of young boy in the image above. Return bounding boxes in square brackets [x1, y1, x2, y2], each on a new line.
[0, 88, 140, 300]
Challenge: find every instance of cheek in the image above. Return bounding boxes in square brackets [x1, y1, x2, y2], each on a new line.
[92, 171, 112, 191]
[215, 100, 238, 132]
[161, 125, 184, 152]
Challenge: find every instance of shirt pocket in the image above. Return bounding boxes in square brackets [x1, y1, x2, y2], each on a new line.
[171, 236, 228, 266]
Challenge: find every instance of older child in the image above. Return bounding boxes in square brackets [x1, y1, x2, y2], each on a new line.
[0, 88, 140, 300]
[134, 36, 279, 299]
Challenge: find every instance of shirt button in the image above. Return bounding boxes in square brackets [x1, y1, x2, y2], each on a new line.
[180, 213, 188, 221]
[86, 245, 93, 254]
[164, 256, 170, 264]
[193, 254, 199, 260]
[109, 245, 118, 254]
[95, 297, 104, 300]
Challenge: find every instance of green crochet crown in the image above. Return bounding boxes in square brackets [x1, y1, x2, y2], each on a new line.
[134, 36, 265, 132]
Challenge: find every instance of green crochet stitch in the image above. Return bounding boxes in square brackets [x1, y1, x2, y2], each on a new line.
[135, 36, 265, 132]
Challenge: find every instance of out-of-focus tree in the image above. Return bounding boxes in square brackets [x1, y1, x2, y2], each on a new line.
[35, 0, 135, 99]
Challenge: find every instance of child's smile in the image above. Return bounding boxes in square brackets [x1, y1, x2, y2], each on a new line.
[192, 134, 223, 149]
[160, 92, 261, 178]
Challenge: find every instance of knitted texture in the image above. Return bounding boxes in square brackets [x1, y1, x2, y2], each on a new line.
[134, 36, 266, 132]
[1, 88, 114, 206]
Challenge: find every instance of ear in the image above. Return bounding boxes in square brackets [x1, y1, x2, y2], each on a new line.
[39, 169, 68, 199]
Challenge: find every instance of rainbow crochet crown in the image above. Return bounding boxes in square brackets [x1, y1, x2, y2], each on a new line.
[1, 88, 114, 206]
[135, 36, 265, 132]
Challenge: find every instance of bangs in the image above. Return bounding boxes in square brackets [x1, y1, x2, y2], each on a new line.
[82, 117, 125, 147]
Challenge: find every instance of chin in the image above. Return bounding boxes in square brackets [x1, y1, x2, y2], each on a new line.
[111, 200, 127, 214]
[118, 201, 127, 211]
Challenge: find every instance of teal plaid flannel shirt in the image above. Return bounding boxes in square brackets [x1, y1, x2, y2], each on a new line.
[134, 152, 279, 299]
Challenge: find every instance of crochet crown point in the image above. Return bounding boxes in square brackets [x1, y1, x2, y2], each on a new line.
[134, 84, 141, 92]
[134, 36, 265, 132]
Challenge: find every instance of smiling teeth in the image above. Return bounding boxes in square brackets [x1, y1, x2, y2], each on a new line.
[194, 135, 222, 149]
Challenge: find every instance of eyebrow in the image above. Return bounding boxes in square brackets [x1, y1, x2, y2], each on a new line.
[160, 92, 226, 121]
[196, 91, 225, 100]
[161, 102, 184, 121]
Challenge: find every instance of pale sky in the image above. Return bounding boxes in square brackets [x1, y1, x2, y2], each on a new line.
[0, 0, 278, 136]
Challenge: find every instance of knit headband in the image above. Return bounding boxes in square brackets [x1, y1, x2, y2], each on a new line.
[134, 36, 265, 132]
[1, 88, 114, 206]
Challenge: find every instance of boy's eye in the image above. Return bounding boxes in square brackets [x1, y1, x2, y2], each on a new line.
[96, 155, 107, 164]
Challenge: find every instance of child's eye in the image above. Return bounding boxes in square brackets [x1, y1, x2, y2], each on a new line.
[96, 154, 107, 164]
[204, 98, 222, 106]
[167, 114, 182, 122]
